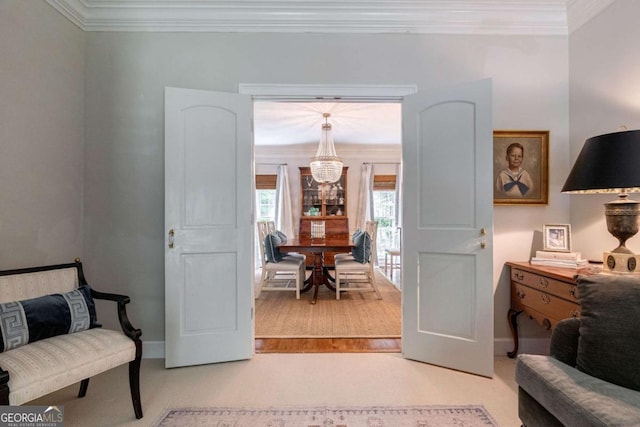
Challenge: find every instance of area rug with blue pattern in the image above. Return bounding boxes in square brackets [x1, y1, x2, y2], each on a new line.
[153, 405, 498, 426]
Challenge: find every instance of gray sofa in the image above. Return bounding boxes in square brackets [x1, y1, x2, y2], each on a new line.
[515, 273, 640, 427]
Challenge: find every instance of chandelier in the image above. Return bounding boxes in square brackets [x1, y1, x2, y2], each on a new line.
[310, 112, 343, 183]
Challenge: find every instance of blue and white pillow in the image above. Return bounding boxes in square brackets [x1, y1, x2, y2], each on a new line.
[351, 231, 372, 264]
[0, 286, 98, 353]
[264, 233, 284, 263]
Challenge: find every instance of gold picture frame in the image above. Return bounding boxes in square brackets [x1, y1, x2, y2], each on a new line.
[493, 130, 549, 205]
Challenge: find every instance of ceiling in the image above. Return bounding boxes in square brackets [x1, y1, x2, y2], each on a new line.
[47, 0, 614, 35]
[254, 101, 401, 146]
[44, 0, 615, 146]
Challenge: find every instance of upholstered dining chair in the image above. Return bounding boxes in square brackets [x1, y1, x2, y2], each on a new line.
[256, 221, 305, 299]
[334, 221, 382, 300]
[334, 220, 377, 263]
[265, 221, 306, 263]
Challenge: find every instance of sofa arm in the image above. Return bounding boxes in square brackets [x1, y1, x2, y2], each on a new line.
[91, 289, 142, 343]
[550, 317, 580, 366]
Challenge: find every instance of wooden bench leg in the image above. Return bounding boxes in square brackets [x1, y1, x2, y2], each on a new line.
[78, 378, 90, 398]
[129, 357, 143, 419]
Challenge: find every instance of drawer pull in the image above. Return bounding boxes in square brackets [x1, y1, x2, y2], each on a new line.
[541, 293, 551, 304]
[517, 290, 526, 300]
[570, 310, 580, 318]
[538, 277, 549, 288]
[514, 271, 524, 281]
[569, 287, 578, 299]
[543, 318, 552, 330]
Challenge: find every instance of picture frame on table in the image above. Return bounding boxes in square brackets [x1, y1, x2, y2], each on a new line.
[543, 224, 572, 252]
[493, 130, 549, 205]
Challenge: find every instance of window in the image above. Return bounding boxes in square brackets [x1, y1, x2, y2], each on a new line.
[255, 175, 277, 267]
[255, 174, 277, 222]
[372, 175, 399, 264]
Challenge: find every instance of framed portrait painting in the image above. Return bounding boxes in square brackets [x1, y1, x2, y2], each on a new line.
[493, 130, 549, 205]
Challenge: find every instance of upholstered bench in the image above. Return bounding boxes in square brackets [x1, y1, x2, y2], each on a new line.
[0, 259, 143, 419]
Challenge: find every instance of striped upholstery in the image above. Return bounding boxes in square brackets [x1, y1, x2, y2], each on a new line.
[0, 267, 137, 405]
[0, 268, 78, 303]
[0, 328, 135, 405]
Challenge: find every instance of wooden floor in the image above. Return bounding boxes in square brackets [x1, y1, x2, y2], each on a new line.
[255, 338, 402, 353]
[255, 267, 402, 354]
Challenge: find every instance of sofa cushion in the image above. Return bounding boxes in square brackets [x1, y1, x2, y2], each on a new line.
[575, 274, 640, 392]
[351, 231, 371, 264]
[0, 328, 135, 406]
[516, 354, 640, 426]
[264, 233, 284, 263]
[0, 286, 97, 353]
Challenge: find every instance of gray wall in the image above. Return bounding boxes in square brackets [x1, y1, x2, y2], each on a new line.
[569, 0, 640, 259]
[0, 1, 84, 268]
[83, 31, 570, 343]
[0, 1, 574, 348]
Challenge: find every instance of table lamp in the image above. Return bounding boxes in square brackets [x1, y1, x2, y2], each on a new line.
[561, 129, 640, 273]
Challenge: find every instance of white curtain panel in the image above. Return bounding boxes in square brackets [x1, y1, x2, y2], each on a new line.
[275, 164, 295, 238]
[355, 163, 375, 231]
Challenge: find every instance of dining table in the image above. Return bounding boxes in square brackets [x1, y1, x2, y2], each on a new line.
[278, 237, 354, 304]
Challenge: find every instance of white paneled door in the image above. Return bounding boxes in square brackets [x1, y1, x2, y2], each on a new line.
[401, 79, 494, 377]
[164, 87, 254, 368]
[164, 82, 493, 375]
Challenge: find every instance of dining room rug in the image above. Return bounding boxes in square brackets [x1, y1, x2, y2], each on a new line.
[255, 269, 401, 338]
[153, 405, 499, 427]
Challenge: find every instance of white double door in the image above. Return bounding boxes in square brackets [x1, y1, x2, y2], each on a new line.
[165, 80, 493, 377]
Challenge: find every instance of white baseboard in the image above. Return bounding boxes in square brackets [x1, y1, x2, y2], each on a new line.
[142, 341, 165, 359]
[143, 338, 551, 360]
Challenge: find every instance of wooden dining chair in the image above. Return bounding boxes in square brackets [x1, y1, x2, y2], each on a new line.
[265, 220, 306, 262]
[334, 221, 382, 300]
[256, 221, 305, 299]
[384, 226, 402, 278]
[334, 220, 377, 263]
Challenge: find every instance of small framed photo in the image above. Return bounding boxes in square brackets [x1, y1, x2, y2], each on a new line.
[543, 224, 571, 252]
[493, 130, 549, 205]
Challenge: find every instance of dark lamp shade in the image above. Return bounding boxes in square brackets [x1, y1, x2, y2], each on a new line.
[562, 130, 640, 194]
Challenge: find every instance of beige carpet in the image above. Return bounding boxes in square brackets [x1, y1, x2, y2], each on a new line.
[255, 270, 401, 338]
[153, 405, 498, 427]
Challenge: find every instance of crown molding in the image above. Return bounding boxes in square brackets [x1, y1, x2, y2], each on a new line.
[46, 0, 571, 35]
[566, 0, 616, 34]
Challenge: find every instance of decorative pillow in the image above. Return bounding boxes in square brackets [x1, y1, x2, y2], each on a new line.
[351, 229, 363, 243]
[275, 230, 287, 244]
[264, 233, 284, 263]
[351, 231, 372, 264]
[575, 274, 640, 391]
[0, 286, 97, 353]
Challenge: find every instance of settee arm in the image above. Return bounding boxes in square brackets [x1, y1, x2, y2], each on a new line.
[550, 317, 580, 366]
[90, 289, 142, 343]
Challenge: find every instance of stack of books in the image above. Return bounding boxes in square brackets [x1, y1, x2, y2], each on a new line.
[530, 251, 588, 268]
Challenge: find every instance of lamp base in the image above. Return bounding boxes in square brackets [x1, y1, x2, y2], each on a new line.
[604, 251, 640, 273]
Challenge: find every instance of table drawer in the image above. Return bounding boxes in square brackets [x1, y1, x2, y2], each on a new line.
[511, 268, 579, 302]
[510, 301, 564, 330]
[512, 283, 580, 321]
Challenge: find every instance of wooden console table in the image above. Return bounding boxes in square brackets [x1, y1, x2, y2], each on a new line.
[506, 261, 598, 358]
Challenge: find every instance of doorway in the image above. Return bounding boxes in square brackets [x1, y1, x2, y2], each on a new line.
[252, 100, 403, 351]
[165, 81, 494, 376]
